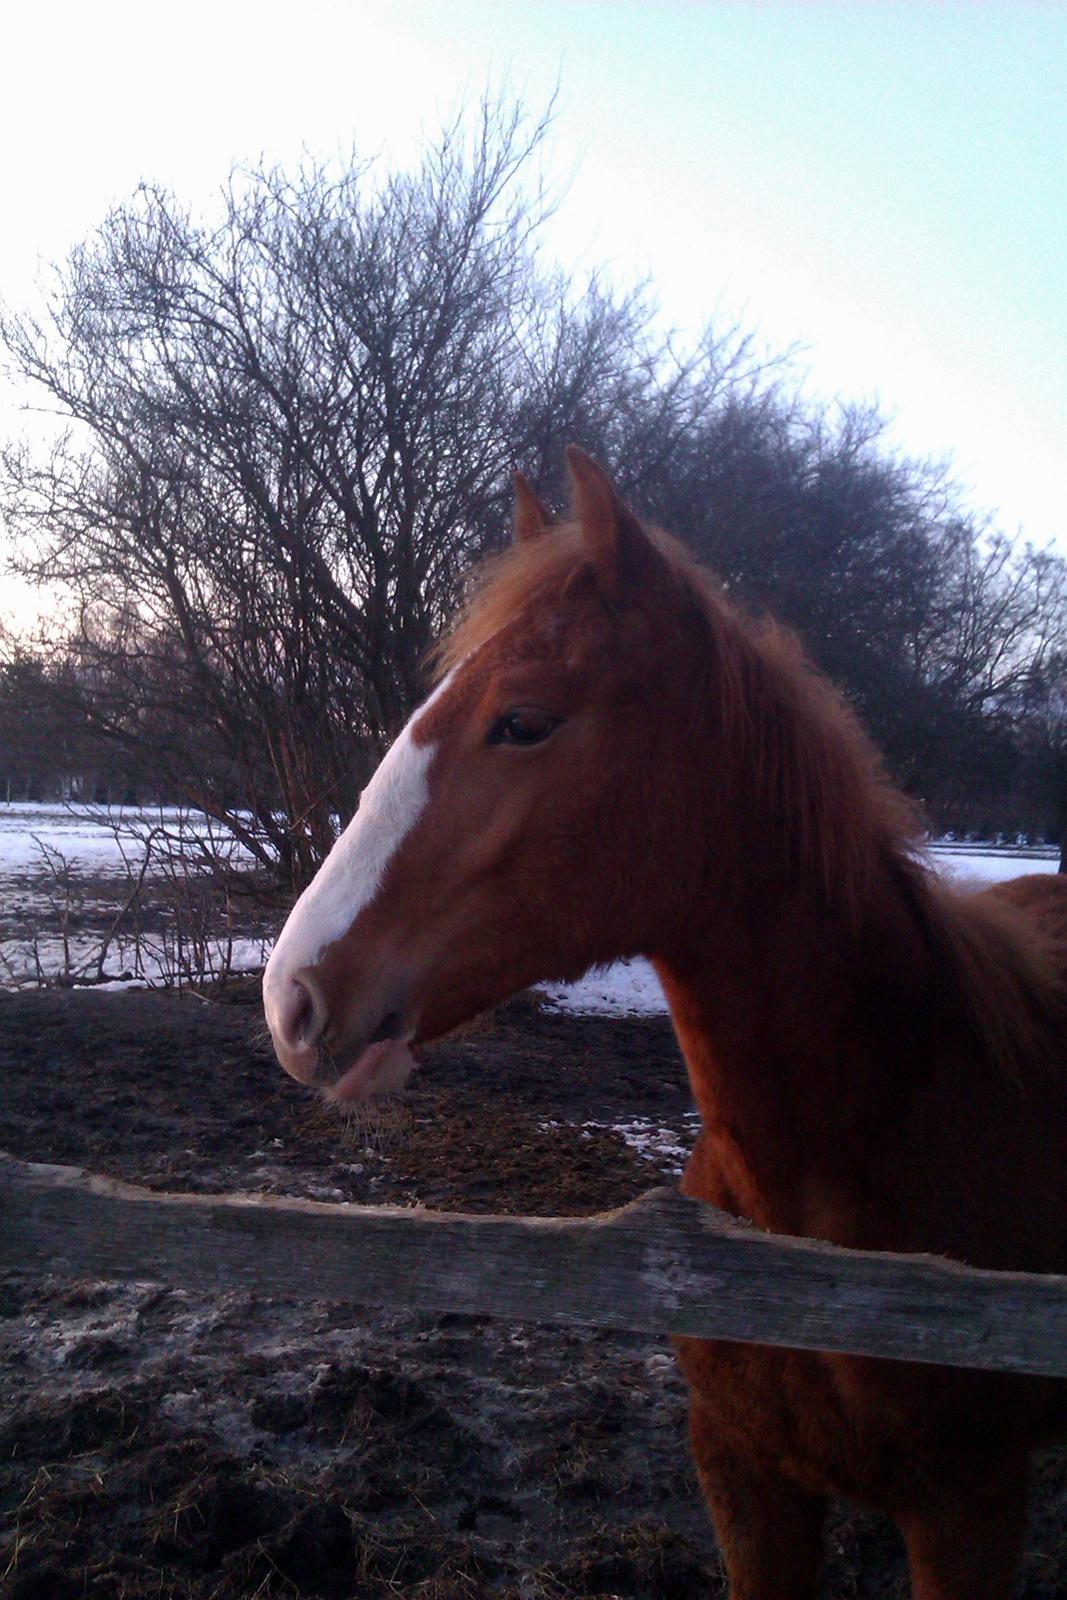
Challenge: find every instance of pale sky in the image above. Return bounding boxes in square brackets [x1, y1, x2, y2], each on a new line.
[1, 0, 1064, 594]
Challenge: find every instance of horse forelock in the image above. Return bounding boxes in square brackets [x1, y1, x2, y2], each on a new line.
[430, 524, 596, 681]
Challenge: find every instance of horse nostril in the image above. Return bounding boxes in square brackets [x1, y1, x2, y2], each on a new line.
[289, 969, 328, 1051]
[291, 983, 314, 1044]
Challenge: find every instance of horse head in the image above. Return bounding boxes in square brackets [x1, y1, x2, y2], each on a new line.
[262, 448, 708, 1101]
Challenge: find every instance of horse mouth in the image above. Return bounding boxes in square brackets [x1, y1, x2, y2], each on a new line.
[323, 1011, 416, 1103]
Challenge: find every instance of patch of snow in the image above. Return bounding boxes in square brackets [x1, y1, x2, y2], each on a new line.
[539, 958, 667, 1017]
[928, 843, 1059, 885]
[590, 1115, 700, 1174]
[0, 803, 274, 988]
[0, 931, 271, 989]
[0, 802, 261, 873]
[541, 1113, 701, 1174]
[600, 1116, 701, 1169]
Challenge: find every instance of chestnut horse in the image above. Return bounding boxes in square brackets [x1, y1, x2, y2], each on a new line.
[264, 448, 1067, 1599]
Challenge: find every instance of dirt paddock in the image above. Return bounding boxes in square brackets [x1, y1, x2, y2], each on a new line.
[1, 985, 1064, 1598]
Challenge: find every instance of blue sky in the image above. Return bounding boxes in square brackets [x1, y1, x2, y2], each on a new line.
[1, 1, 1064, 567]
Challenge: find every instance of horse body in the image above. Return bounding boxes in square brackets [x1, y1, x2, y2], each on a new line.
[660, 867, 1066, 1597]
[263, 448, 1067, 1599]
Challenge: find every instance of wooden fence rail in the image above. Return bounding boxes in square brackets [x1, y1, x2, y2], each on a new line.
[2, 1150, 1066, 1379]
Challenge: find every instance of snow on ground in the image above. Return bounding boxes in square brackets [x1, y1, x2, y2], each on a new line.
[540, 1113, 703, 1174]
[540, 958, 669, 1017]
[587, 1115, 702, 1173]
[927, 842, 1060, 885]
[0, 932, 272, 990]
[0, 802, 257, 874]
[0, 804, 271, 988]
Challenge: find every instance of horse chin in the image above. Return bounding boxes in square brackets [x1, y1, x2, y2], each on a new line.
[323, 1036, 416, 1105]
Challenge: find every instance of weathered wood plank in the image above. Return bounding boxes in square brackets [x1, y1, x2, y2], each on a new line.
[2, 1150, 1066, 1377]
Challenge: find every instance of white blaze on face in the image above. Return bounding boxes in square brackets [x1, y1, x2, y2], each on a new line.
[262, 677, 450, 1025]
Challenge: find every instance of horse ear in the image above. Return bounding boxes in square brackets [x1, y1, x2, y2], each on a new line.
[565, 445, 655, 595]
[513, 472, 554, 544]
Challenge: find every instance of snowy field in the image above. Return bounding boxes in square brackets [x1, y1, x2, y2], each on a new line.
[0, 801, 257, 874]
[0, 803, 268, 988]
[0, 802, 1058, 1000]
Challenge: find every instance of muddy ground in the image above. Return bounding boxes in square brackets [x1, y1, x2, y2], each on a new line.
[1, 985, 1064, 1598]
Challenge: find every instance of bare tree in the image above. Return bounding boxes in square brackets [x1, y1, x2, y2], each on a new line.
[1, 103, 535, 880]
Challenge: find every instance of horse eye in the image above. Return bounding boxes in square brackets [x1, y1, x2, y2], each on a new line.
[488, 708, 560, 747]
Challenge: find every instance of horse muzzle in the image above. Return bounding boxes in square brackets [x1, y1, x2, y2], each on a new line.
[264, 964, 417, 1103]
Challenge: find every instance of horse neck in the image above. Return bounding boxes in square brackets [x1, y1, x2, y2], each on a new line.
[653, 850, 937, 1241]
[643, 621, 940, 1241]
[631, 595, 1065, 1262]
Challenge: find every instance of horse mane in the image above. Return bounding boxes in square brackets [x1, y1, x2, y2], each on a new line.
[434, 521, 1065, 1081]
[895, 851, 1067, 1088]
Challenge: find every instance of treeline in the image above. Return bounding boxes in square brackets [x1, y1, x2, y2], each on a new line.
[1, 100, 1064, 883]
